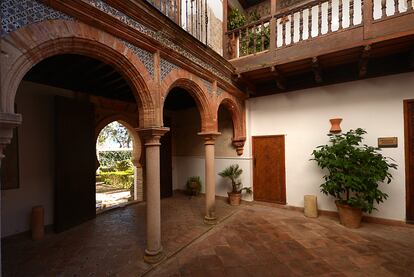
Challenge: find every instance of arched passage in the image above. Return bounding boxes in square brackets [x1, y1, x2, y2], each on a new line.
[95, 120, 143, 211]
[1, 20, 157, 127]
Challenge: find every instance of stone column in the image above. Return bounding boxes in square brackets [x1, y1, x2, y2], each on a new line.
[198, 132, 220, 225]
[137, 127, 169, 264]
[0, 112, 22, 277]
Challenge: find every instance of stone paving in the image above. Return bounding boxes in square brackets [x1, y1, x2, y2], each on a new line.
[147, 204, 414, 277]
[3, 196, 414, 277]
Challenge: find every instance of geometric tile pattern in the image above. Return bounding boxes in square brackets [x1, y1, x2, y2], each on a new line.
[160, 58, 180, 81]
[1, 0, 73, 37]
[122, 40, 154, 79]
[83, 0, 231, 83]
[202, 79, 213, 95]
[217, 87, 224, 96]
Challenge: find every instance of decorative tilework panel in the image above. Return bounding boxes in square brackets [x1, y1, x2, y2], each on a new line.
[1, 0, 73, 37]
[122, 41, 154, 79]
[202, 79, 213, 95]
[160, 58, 179, 81]
[217, 87, 224, 96]
[83, 0, 231, 83]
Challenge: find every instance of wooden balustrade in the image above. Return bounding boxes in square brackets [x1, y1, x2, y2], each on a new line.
[225, 0, 413, 59]
[147, 0, 208, 44]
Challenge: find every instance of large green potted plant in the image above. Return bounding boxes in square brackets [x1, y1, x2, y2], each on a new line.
[218, 164, 252, 205]
[311, 128, 397, 228]
[186, 176, 202, 196]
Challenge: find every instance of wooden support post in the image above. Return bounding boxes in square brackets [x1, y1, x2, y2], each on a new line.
[359, 45, 371, 78]
[271, 66, 286, 90]
[312, 57, 323, 83]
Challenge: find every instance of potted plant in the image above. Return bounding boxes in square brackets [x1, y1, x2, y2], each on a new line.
[311, 128, 397, 228]
[186, 176, 202, 197]
[218, 164, 252, 205]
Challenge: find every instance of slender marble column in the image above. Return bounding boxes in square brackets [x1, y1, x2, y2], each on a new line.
[198, 132, 220, 225]
[137, 127, 169, 264]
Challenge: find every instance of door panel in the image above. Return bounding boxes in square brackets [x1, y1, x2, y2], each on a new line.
[405, 100, 414, 223]
[55, 96, 96, 232]
[253, 135, 286, 204]
[160, 116, 172, 198]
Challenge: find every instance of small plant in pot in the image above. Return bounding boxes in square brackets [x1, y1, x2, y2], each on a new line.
[218, 164, 252, 206]
[311, 128, 397, 228]
[186, 176, 202, 197]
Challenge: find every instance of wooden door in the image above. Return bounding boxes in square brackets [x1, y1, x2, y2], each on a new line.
[405, 100, 414, 223]
[160, 116, 172, 198]
[253, 135, 286, 204]
[54, 96, 96, 232]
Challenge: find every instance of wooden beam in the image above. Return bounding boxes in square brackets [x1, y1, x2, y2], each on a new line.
[410, 48, 414, 68]
[233, 73, 256, 95]
[270, 66, 286, 90]
[359, 45, 371, 78]
[311, 57, 323, 83]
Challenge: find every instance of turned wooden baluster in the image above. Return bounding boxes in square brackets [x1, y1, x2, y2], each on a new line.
[381, 0, 386, 18]
[282, 18, 287, 46]
[308, 7, 312, 38]
[338, 0, 343, 29]
[261, 21, 265, 51]
[349, 0, 354, 27]
[328, 0, 332, 32]
[290, 15, 295, 44]
[253, 25, 257, 54]
[299, 10, 304, 41]
[394, 0, 399, 14]
[317, 2, 322, 36]
[408, 0, 413, 11]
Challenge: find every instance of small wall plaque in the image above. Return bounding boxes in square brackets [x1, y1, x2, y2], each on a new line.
[378, 137, 398, 148]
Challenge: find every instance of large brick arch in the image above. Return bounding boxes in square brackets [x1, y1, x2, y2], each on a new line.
[216, 95, 246, 155]
[0, 20, 158, 127]
[160, 69, 215, 132]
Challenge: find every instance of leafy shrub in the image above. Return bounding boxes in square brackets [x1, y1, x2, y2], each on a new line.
[186, 176, 202, 196]
[97, 150, 132, 167]
[99, 168, 134, 190]
[116, 160, 133, 171]
[311, 128, 397, 213]
[228, 8, 246, 30]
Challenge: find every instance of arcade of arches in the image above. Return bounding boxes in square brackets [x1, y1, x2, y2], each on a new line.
[0, 19, 246, 266]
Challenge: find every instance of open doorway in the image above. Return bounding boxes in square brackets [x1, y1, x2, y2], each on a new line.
[96, 121, 136, 212]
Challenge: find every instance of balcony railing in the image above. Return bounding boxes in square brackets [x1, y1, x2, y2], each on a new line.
[225, 0, 414, 59]
[147, 0, 209, 44]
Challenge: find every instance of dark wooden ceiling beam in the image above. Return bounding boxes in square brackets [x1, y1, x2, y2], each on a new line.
[233, 73, 257, 96]
[270, 66, 286, 90]
[311, 57, 323, 83]
[359, 45, 371, 78]
[410, 48, 414, 68]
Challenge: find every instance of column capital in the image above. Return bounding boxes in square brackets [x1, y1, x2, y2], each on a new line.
[198, 131, 221, 145]
[136, 127, 169, 146]
[0, 112, 22, 159]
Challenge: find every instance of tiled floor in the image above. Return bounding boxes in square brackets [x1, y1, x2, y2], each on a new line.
[2, 194, 237, 277]
[148, 205, 414, 277]
[3, 196, 414, 277]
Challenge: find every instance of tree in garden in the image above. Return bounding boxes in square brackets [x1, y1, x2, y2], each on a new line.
[98, 121, 132, 149]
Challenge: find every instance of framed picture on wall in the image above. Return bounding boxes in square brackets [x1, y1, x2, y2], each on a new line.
[1, 123, 20, 190]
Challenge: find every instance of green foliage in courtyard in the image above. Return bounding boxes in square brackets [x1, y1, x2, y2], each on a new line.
[98, 150, 132, 167]
[311, 128, 397, 213]
[186, 176, 202, 196]
[99, 167, 134, 190]
[219, 164, 252, 194]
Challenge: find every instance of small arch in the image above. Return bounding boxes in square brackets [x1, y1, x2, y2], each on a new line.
[1, 20, 158, 127]
[161, 70, 214, 132]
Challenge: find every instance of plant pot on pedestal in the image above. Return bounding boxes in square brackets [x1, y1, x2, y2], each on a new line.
[336, 201, 363, 228]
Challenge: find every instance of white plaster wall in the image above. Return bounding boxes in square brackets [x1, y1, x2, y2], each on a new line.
[1, 82, 60, 237]
[247, 72, 414, 221]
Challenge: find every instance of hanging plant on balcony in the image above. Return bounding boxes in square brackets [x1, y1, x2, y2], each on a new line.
[311, 128, 397, 228]
[228, 8, 246, 30]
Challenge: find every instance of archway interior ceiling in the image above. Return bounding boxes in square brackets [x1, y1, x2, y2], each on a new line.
[23, 54, 135, 103]
[163, 87, 197, 111]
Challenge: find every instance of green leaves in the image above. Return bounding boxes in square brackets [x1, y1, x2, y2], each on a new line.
[218, 164, 251, 194]
[311, 128, 397, 213]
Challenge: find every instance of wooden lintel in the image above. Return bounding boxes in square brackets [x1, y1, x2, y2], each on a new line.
[311, 57, 323, 83]
[270, 66, 286, 90]
[359, 45, 371, 78]
[233, 74, 256, 95]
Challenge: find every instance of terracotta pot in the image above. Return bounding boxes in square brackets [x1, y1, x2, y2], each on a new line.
[228, 192, 241, 206]
[329, 118, 343, 133]
[335, 201, 362, 228]
[31, 206, 44, 240]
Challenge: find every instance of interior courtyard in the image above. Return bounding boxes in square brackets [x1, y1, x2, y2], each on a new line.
[1, 0, 414, 276]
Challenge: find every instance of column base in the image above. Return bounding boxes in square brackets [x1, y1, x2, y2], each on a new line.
[204, 215, 217, 225]
[144, 247, 165, 264]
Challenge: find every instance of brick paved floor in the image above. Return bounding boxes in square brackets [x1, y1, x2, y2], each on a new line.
[147, 204, 414, 277]
[2, 194, 237, 277]
[3, 197, 414, 277]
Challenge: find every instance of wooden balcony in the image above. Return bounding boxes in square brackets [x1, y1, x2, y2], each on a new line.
[224, 0, 414, 96]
